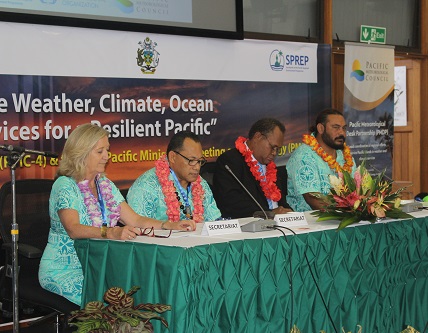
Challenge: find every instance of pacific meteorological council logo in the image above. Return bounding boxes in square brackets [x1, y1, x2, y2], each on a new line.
[115, 0, 134, 13]
[137, 37, 160, 74]
[270, 49, 285, 71]
[350, 59, 365, 81]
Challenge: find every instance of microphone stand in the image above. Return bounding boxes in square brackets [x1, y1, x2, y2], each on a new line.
[0, 145, 58, 333]
[5, 150, 24, 333]
[224, 164, 276, 232]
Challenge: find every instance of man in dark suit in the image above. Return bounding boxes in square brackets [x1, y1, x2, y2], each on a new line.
[213, 118, 292, 219]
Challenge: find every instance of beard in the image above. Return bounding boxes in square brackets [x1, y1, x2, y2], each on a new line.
[321, 131, 346, 150]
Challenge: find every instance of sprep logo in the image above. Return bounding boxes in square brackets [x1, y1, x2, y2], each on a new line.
[269, 50, 284, 71]
[285, 54, 309, 66]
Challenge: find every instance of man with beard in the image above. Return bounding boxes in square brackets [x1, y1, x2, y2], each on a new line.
[286, 109, 356, 212]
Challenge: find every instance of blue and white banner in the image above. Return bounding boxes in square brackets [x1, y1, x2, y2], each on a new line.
[344, 42, 395, 179]
[0, 22, 318, 82]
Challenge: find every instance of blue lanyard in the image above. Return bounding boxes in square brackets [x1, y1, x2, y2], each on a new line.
[257, 162, 274, 209]
[170, 169, 191, 208]
[257, 162, 266, 182]
[95, 177, 107, 226]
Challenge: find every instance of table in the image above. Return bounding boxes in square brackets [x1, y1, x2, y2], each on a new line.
[74, 211, 428, 333]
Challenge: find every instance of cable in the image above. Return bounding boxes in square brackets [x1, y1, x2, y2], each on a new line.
[268, 225, 339, 333]
[268, 226, 294, 331]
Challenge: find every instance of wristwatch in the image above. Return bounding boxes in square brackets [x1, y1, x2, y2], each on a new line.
[101, 224, 108, 238]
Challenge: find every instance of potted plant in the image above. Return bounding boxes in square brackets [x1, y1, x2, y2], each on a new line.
[68, 286, 171, 333]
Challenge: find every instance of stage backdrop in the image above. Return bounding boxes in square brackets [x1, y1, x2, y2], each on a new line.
[343, 42, 395, 179]
[0, 22, 331, 188]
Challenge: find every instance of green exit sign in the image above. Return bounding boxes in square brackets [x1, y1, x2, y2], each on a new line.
[360, 25, 386, 44]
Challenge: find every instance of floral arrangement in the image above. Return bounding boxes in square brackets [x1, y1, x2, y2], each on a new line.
[311, 163, 413, 230]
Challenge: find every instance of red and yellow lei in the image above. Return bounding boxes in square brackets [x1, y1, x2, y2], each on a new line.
[302, 134, 353, 173]
[235, 136, 281, 202]
[155, 154, 204, 223]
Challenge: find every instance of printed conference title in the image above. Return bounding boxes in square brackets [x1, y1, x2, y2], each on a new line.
[0, 93, 217, 141]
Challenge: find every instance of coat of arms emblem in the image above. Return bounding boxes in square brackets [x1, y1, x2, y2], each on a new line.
[137, 37, 160, 74]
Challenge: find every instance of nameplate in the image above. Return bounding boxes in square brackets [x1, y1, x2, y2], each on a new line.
[274, 212, 308, 227]
[201, 220, 242, 236]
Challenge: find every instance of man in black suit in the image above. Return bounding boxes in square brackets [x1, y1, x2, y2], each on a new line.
[213, 118, 292, 219]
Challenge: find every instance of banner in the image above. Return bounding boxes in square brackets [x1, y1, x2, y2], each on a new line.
[0, 22, 318, 82]
[0, 22, 330, 188]
[343, 42, 395, 179]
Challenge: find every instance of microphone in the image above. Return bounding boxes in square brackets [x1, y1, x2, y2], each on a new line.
[224, 164, 276, 232]
[0, 145, 58, 158]
[368, 163, 393, 181]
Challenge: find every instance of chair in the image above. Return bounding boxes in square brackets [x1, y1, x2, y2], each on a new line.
[276, 164, 288, 196]
[0, 179, 79, 332]
[200, 161, 216, 191]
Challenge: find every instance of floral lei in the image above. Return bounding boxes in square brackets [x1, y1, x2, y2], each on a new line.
[235, 136, 281, 202]
[77, 175, 121, 228]
[302, 134, 353, 173]
[155, 154, 204, 223]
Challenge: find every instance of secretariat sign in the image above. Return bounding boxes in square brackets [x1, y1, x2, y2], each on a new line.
[201, 220, 241, 236]
[360, 25, 386, 44]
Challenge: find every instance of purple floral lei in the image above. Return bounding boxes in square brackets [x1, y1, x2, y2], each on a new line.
[77, 175, 121, 227]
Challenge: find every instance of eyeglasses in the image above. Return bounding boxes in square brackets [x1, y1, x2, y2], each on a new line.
[139, 227, 172, 238]
[262, 134, 279, 154]
[173, 151, 207, 166]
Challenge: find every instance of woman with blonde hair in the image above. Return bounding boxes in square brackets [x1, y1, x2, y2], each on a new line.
[39, 123, 195, 305]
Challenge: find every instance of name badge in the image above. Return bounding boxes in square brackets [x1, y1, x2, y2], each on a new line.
[201, 219, 242, 236]
[274, 212, 308, 227]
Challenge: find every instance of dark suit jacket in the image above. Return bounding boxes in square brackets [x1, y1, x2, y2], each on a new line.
[213, 148, 289, 219]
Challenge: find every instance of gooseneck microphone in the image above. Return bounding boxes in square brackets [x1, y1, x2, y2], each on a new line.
[368, 163, 393, 181]
[224, 164, 276, 232]
[0, 145, 58, 158]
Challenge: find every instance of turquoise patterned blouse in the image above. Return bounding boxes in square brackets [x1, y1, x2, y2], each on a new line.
[127, 168, 221, 222]
[286, 143, 356, 212]
[38, 175, 124, 305]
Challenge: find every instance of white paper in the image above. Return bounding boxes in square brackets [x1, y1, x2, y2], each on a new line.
[394, 66, 407, 126]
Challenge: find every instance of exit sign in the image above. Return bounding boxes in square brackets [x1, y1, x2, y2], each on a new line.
[360, 25, 386, 44]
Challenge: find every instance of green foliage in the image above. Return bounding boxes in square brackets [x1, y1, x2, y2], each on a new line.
[69, 286, 171, 333]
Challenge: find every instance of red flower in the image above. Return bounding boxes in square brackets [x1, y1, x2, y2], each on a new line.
[333, 191, 360, 209]
[235, 136, 281, 202]
[155, 155, 204, 223]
